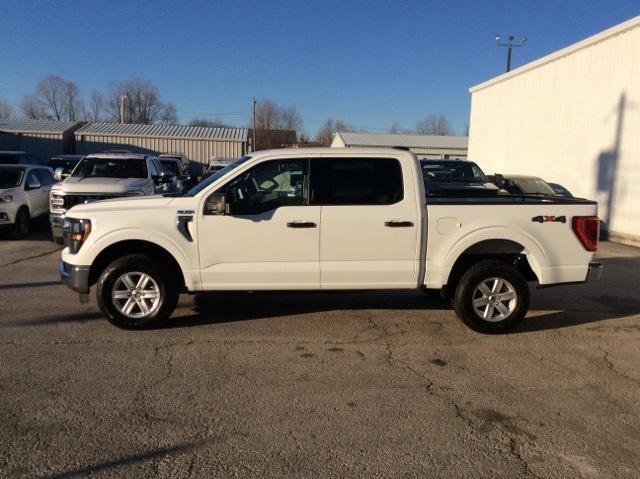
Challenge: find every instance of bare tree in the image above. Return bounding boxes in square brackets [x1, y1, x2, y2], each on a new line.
[0, 99, 15, 120]
[20, 95, 46, 119]
[315, 118, 355, 146]
[189, 118, 232, 128]
[254, 100, 303, 134]
[35, 75, 66, 120]
[106, 79, 176, 124]
[62, 80, 82, 121]
[159, 102, 178, 124]
[87, 90, 105, 121]
[415, 114, 452, 135]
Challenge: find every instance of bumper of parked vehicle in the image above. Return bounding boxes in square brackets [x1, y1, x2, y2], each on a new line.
[50, 213, 65, 239]
[0, 206, 16, 225]
[59, 260, 91, 294]
[586, 262, 603, 282]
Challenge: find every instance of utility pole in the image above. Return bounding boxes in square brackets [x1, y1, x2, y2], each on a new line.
[120, 93, 128, 123]
[495, 35, 527, 72]
[252, 97, 257, 152]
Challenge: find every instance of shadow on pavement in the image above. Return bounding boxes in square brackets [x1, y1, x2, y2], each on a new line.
[168, 290, 449, 329]
[39, 438, 209, 479]
[0, 280, 60, 290]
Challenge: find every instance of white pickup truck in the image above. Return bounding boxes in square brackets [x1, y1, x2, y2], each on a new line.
[58, 148, 601, 333]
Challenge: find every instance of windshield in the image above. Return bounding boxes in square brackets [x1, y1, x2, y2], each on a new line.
[512, 178, 557, 196]
[421, 161, 488, 183]
[48, 159, 79, 174]
[72, 157, 148, 179]
[160, 160, 181, 176]
[186, 156, 251, 196]
[0, 168, 24, 188]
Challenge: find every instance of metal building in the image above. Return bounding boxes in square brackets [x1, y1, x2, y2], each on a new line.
[332, 132, 468, 159]
[468, 15, 640, 245]
[0, 119, 82, 163]
[74, 122, 249, 168]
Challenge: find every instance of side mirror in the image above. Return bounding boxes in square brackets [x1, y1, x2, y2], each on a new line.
[25, 178, 41, 190]
[494, 173, 505, 188]
[154, 172, 174, 184]
[205, 191, 230, 215]
[54, 168, 64, 181]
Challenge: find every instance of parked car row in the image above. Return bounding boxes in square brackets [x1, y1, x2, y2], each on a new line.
[0, 149, 197, 241]
[419, 159, 574, 199]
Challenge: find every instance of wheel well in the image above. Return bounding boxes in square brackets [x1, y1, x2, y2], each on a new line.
[89, 240, 186, 291]
[443, 239, 538, 298]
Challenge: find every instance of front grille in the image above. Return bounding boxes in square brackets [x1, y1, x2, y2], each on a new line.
[64, 194, 121, 210]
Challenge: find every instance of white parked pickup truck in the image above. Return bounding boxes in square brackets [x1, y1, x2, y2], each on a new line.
[49, 152, 176, 243]
[58, 148, 602, 333]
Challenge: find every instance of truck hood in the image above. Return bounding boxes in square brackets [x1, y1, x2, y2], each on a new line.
[52, 177, 150, 194]
[0, 187, 19, 197]
[67, 195, 174, 215]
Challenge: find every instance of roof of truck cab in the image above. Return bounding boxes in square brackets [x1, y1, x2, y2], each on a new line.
[252, 147, 417, 157]
[84, 152, 152, 160]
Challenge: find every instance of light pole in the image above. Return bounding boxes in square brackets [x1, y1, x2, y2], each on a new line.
[252, 97, 257, 152]
[495, 35, 527, 72]
[120, 93, 128, 123]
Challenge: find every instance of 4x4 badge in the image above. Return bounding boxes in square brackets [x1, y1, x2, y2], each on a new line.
[532, 215, 566, 223]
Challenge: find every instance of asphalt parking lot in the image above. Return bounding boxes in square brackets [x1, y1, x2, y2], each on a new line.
[1, 224, 639, 478]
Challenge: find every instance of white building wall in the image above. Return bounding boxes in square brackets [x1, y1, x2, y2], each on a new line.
[469, 16, 640, 243]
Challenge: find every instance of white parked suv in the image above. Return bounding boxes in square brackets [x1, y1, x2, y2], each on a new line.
[49, 151, 174, 243]
[58, 148, 602, 333]
[0, 165, 55, 239]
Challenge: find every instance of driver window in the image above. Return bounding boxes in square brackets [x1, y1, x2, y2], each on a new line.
[224, 159, 309, 215]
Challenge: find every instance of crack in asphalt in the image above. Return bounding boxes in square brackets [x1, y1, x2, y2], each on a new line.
[0, 247, 61, 269]
[598, 346, 640, 387]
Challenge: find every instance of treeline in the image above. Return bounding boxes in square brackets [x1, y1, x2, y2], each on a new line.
[0, 74, 462, 144]
[0, 74, 177, 124]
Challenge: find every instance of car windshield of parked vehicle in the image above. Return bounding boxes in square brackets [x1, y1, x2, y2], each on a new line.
[48, 159, 79, 174]
[71, 158, 148, 179]
[421, 161, 488, 183]
[0, 168, 24, 188]
[512, 178, 558, 196]
[186, 156, 251, 196]
[0, 154, 19, 164]
[160, 160, 181, 176]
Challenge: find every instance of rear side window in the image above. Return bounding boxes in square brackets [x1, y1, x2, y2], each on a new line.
[317, 158, 403, 205]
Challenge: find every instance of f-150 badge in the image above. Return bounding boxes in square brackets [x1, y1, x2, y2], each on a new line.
[531, 215, 566, 223]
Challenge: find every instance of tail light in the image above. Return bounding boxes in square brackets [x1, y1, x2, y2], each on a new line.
[572, 216, 599, 252]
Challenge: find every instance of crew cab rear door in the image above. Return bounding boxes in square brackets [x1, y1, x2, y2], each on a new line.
[317, 156, 420, 289]
[198, 157, 320, 289]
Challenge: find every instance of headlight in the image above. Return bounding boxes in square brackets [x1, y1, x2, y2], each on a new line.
[0, 195, 13, 203]
[62, 218, 91, 254]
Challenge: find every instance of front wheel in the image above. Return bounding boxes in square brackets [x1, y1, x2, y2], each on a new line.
[9, 208, 30, 240]
[96, 254, 179, 329]
[453, 260, 529, 334]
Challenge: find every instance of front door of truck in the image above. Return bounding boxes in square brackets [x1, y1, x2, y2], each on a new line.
[317, 157, 420, 289]
[198, 158, 320, 289]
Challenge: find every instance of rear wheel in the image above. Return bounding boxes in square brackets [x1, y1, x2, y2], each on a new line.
[453, 260, 529, 334]
[96, 254, 179, 329]
[9, 208, 30, 240]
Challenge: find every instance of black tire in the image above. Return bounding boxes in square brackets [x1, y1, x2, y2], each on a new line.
[9, 208, 30, 240]
[96, 254, 179, 329]
[453, 260, 529, 334]
[52, 233, 63, 245]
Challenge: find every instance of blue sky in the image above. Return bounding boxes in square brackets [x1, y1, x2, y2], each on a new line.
[1, 0, 639, 136]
